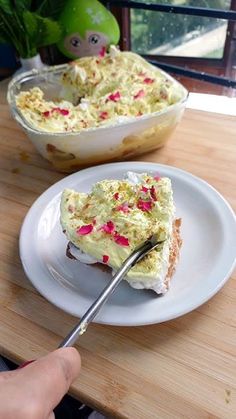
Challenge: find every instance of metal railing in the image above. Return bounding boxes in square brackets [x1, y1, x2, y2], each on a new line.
[107, 1, 236, 20]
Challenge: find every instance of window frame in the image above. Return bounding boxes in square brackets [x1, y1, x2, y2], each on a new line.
[108, 0, 236, 85]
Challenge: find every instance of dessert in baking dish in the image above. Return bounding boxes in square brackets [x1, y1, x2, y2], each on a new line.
[16, 47, 183, 133]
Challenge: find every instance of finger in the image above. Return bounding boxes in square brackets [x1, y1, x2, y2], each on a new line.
[17, 347, 81, 415]
[0, 370, 16, 381]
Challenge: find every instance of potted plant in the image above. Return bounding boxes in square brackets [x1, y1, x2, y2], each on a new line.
[0, 0, 65, 73]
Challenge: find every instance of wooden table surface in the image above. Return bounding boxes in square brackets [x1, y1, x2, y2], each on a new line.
[0, 79, 235, 419]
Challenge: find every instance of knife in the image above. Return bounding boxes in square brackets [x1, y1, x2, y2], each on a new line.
[59, 234, 164, 348]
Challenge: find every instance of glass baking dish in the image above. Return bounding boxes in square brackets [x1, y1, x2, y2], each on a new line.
[7, 62, 188, 173]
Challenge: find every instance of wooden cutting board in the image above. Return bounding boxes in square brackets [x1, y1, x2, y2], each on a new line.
[0, 78, 236, 418]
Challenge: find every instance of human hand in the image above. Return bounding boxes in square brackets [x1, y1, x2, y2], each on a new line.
[0, 347, 81, 419]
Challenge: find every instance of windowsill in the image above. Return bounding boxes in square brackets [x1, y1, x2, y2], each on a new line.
[186, 92, 236, 116]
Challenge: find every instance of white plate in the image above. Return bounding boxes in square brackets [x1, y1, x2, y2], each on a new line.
[20, 162, 236, 325]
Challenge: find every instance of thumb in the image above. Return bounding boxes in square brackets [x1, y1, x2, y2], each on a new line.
[18, 347, 81, 416]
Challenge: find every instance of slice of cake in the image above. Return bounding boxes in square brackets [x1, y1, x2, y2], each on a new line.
[60, 172, 182, 294]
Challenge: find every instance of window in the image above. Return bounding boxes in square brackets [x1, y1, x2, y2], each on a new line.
[108, 0, 236, 95]
[131, 0, 231, 59]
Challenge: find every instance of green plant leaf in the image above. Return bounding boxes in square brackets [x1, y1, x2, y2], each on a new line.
[0, 0, 13, 14]
[1, 13, 28, 57]
[22, 10, 37, 39]
[12, 0, 32, 12]
[34, 0, 66, 19]
[23, 11, 62, 48]
[0, 25, 8, 43]
[36, 15, 62, 46]
[0, 20, 6, 40]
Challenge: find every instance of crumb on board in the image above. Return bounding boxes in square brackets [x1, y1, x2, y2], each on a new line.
[19, 151, 30, 162]
[11, 168, 20, 174]
[225, 389, 231, 404]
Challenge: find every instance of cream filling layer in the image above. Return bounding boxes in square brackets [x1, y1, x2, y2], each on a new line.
[68, 234, 171, 295]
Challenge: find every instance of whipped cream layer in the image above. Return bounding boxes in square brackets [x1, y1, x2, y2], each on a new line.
[60, 172, 175, 294]
[16, 47, 183, 133]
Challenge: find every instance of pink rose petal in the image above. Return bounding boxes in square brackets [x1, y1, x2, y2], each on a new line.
[76, 224, 93, 235]
[107, 91, 121, 102]
[134, 89, 145, 100]
[60, 109, 69, 116]
[137, 199, 153, 212]
[143, 78, 154, 84]
[102, 255, 109, 263]
[100, 220, 115, 234]
[113, 192, 119, 200]
[99, 111, 108, 120]
[43, 111, 50, 117]
[116, 203, 130, 213]
[114, 233, 129, 247]
[51, 107, 69, 116]
[141, 186, 148, 193]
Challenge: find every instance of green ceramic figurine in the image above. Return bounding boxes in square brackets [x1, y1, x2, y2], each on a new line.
[57, 0, 120, 59]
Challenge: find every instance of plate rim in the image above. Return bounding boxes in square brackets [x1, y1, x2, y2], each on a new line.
[19, 162, 236, 325]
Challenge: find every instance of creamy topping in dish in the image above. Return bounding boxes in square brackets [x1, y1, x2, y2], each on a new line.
[16, 47, 184, 133]
[60, 172, 176, 293]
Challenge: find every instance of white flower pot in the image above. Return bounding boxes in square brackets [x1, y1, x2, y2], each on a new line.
[14, 54, 47, 76]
